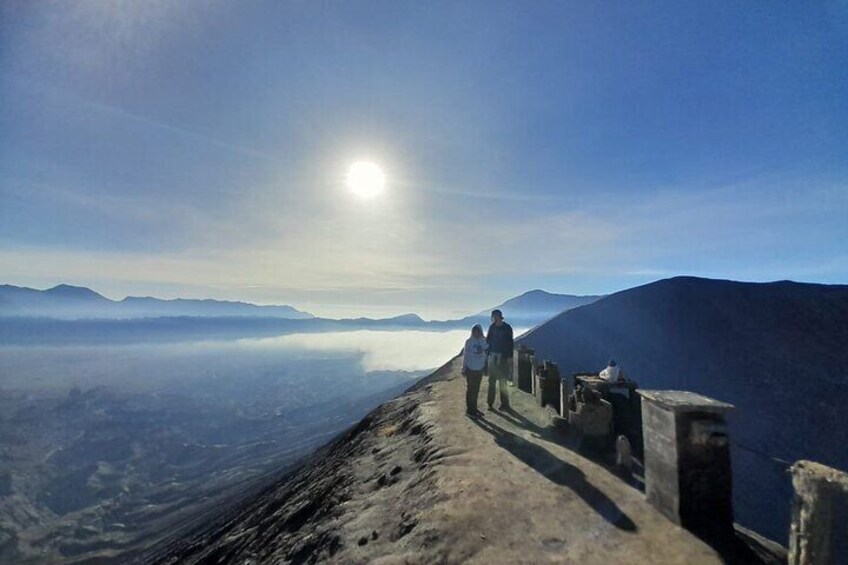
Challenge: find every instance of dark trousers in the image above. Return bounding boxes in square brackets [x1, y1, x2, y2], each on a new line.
[487, 355, 511, 408]
[465, 370, 483, 412]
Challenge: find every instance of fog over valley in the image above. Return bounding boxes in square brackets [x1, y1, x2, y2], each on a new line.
[0, 329, 466, 562]
[0, 285, 546, 562]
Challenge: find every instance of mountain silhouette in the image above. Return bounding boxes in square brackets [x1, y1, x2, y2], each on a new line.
[0, 284, 313, 320]
[44, 284, 111, 301]
[462, 289, 603, 327]
[0, 285, 602, 345]
[486, 288, 604, 316]
[518, 275, 848, 543]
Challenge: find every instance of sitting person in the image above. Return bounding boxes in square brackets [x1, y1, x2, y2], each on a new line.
[599, 359, 626, 383]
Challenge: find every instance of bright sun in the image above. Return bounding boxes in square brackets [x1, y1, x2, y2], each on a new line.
[346, 161, 385, 198]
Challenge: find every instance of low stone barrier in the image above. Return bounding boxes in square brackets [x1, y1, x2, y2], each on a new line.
[640, 390, 735, 545]
[515, 345, 534, 394]
[568, 390, 613, 451]
[534, 360, 561, 413]
[789, 460, 848, 565]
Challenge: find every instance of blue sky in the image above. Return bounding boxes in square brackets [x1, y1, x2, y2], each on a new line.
[1, 1, 846, 318]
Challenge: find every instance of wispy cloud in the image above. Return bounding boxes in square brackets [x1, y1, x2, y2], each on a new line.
[77, 93, 278, 164]
[3, 171, 845, 317]
[4, 1, 216, 83]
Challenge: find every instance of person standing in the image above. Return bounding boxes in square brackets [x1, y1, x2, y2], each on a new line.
[486, 309, 514, 410]
[461, 324, 488, 416]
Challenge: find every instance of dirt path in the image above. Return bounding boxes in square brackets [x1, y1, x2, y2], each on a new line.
[333, 357, 723, 564]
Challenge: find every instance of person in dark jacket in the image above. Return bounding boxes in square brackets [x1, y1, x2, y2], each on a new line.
[486, 309, 514, 410]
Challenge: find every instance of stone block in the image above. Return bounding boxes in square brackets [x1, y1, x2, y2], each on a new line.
[560, 378, 570, 417]
[516, 346, 534, 394]
[568, 399, 612, 437]
[640, 390, 734, 545]
[534, 361, 560, 411]
[789, 460, 848, 565]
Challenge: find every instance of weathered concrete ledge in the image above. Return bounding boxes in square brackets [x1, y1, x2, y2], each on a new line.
[789, 460, 848, 565]
[639, 390, 734, 414]
[641, 389, 735, 546]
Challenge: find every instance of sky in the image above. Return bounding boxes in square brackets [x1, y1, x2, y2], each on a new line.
[1, 1, 846, 319]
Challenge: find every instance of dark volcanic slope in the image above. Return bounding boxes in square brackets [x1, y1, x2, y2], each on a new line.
[519, 276, 848, 543]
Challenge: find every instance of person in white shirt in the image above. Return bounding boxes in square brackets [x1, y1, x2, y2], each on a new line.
[599, 359, 626, 383]
[461, 324, 488, 417]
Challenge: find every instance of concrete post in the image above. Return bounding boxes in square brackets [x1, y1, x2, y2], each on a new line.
[516, 345, 534, 394]
[534, 360, 561, 412]
[640, 390, 734, 544]
[533, 363, 543, 405]
[546, 362, 561, 414]
[568, 395, 613, 451]
[531, 363, 538, 397]
[788, 460, 848, 565]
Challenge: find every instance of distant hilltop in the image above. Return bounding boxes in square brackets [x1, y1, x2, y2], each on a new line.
[468, 289, 603, 326]
[0, 283, 314, 320]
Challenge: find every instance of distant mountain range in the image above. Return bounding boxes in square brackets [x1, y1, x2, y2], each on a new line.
[0, 284, 599, 330]
[0, 284, 313, 320]
[518, 275, 848, 543]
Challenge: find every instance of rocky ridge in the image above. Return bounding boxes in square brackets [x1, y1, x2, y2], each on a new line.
[145, 356, 778, 564]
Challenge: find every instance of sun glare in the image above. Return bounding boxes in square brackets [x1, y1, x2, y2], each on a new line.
[346, 161, 386, 198]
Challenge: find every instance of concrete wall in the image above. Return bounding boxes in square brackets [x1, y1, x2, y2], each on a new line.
[641, 390, 734, 545]
[789, 460, 848, 565]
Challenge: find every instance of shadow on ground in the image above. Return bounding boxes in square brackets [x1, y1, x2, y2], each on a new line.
[471, 413, 637, 532]
[473, 407, 779, 564]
